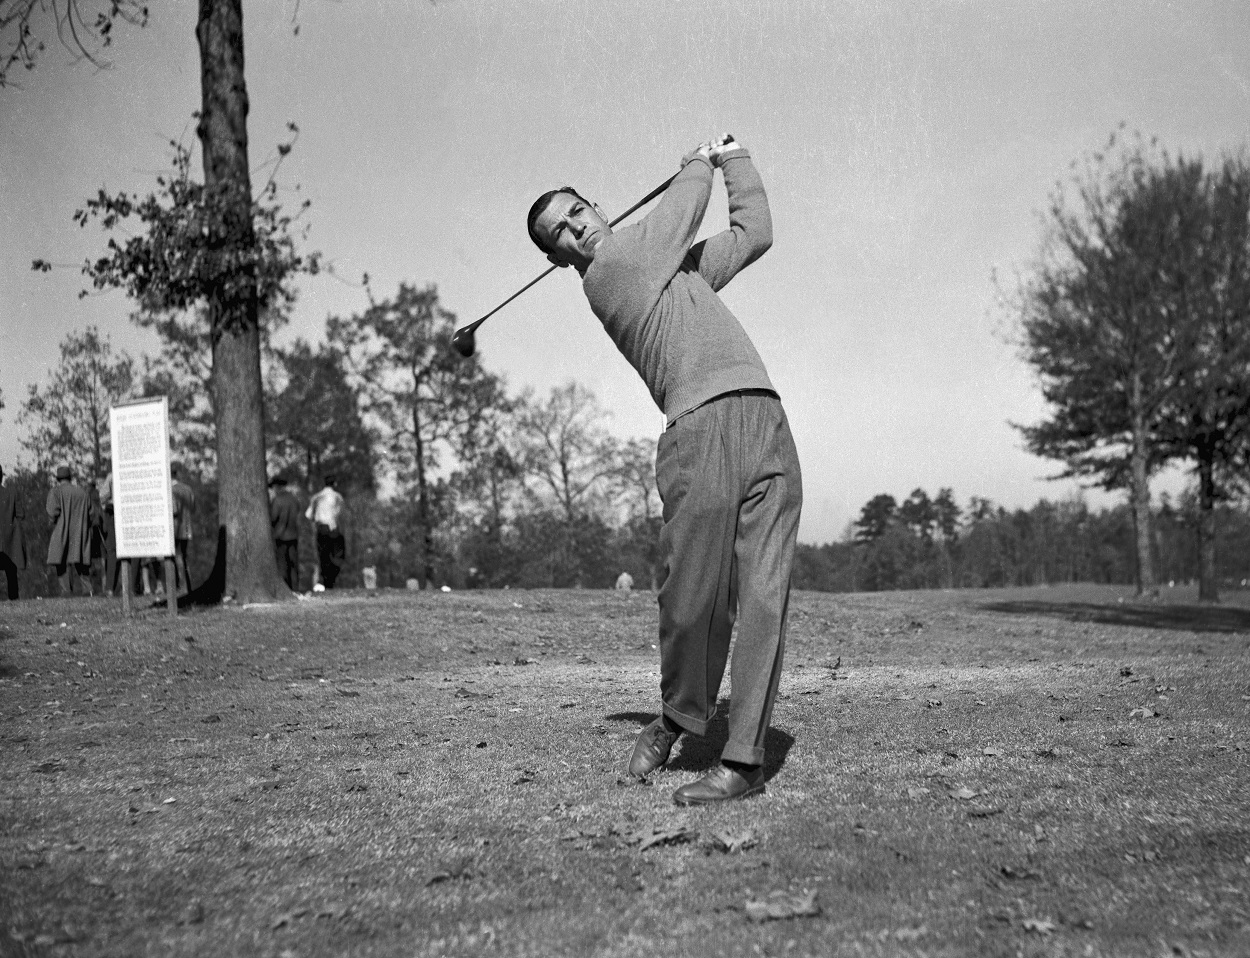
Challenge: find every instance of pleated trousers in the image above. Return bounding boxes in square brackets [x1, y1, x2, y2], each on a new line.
[655, 390, 803, 765]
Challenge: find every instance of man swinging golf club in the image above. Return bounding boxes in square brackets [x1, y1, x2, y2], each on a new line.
[528, 135, 803, 805]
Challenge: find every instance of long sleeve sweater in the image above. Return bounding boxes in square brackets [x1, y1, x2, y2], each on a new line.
[582, 147, 776, 423]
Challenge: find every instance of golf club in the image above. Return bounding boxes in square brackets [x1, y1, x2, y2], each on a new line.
[451, 170, 682, 357]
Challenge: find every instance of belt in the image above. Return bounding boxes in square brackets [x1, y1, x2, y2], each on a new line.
[666, 388, 779, 429]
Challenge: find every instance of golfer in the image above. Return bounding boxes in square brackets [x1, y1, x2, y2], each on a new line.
[527, 135, 802, 804]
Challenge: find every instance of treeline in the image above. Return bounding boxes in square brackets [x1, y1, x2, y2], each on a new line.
[7, 294, 667, 595]
[793, 487, 1250, 594]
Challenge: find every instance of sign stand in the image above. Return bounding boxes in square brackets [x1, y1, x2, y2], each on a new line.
[164, 557, 178, 618]
[109, 397, 178, 619]
[121, 558, 132, 617]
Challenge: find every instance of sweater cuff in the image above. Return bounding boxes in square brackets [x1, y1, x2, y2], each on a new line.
[680, 150, 714, 171]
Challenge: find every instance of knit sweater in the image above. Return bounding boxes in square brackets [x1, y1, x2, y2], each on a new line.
[582, 148, 776, 423]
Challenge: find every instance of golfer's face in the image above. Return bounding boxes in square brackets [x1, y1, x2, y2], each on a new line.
[536, 193, 610, 269]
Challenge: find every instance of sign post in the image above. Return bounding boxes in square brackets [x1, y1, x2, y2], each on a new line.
[109, 397, 177, 619]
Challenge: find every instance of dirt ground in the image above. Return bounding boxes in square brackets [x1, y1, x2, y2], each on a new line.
[2, 584, 1248, 957]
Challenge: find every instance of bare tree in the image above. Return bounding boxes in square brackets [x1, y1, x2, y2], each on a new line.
[329, 283, 506, 588]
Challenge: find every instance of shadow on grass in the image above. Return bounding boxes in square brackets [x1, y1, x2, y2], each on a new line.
[605, 702, 796, 782]
[981, 599, 1250, 634]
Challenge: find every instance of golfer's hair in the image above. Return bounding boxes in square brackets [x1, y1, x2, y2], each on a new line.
[527, 187, 593, 255]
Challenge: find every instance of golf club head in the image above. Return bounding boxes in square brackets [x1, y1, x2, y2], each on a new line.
[451, 326, 476, 357]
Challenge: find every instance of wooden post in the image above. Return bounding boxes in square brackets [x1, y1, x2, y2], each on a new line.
[164, 557, 178, 618]
[120, 558, 132, 617]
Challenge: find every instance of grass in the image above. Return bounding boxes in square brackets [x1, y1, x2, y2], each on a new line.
[1, 584, 1248, 957]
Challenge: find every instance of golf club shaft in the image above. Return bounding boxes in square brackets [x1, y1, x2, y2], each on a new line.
[455, 170, 680, 341]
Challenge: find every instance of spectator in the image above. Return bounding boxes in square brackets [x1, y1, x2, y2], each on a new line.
[305, 474, 346, 589]
[0, 464, 27, 600]
[46, 465, 93, 596]
[269, 473, 301, 591]
[171, 462, 196, 595]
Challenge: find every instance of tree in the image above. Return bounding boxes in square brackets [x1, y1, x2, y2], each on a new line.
[898, 488, 935, 541]
[20, 2, 320, 603]
[268, 339, 376, 495]
[17, 326, 134, 478]
[1013, 131, 1203, 597]
[854, 493, 897, 543]
[515, 382, 624, 588]
[1153, 155, 1250, 601]
[329, 282, 506, 588]
[517, 382, 622, 523]
[0, 0, 147, 88]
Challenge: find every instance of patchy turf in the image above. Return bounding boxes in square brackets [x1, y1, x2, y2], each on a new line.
[1, 584, 1248, 957]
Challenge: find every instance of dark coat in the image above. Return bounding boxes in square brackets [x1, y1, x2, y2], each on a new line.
[0, 481, 27, 569]
[46, 481, 92, 565]
[270, 489, 301, 543]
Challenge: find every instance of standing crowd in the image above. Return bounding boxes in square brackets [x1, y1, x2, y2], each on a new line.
[0, 463, 349, 600]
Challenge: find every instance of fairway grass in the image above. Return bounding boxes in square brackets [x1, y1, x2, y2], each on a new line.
[2, 585, 1248, 957]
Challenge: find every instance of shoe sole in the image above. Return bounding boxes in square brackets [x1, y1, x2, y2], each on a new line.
[672, 782, 765, 806]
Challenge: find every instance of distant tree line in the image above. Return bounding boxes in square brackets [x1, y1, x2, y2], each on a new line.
[792, 487, 1250, 594]
[5, 297, 663, 596]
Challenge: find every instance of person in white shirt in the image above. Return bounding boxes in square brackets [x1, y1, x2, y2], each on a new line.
[305, 475, 346, 589]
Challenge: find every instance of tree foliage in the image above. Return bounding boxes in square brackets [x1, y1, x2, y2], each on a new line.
[17, 325, 134, 479]
[0, 0, 147, 88]
[329, 282, 506, 586]
[267, 339, 376, 495]
[51, 136, 319, 330]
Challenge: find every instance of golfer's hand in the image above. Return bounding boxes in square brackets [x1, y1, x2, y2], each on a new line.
[707, 133, 743, 168]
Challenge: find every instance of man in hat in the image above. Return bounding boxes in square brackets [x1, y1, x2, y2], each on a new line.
[269, 473, 302, 591]
[46, 465, 93, 596]
[0, 464, 27, 600]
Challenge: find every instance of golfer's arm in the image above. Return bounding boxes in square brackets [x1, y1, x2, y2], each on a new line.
[688, 151, 772, 292]
[630, 156, 714, 286]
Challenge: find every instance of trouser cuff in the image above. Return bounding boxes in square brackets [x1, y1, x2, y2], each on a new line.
[662, 703, 710, 737]
[721, 740, 765, 766]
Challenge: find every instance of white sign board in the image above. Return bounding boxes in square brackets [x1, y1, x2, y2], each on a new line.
[109, 397, 175, 559]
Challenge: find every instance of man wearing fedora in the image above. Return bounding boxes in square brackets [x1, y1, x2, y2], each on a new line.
[46, 465, 93, 596]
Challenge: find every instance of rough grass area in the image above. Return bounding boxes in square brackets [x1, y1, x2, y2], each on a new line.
[2, 584, 1248, 958]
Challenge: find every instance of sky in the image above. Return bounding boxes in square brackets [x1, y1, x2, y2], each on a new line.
[2, 0, 1248, 544]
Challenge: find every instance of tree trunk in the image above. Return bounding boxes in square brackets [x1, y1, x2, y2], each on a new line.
[197, 0, 286, 604]
[1196, 450, 1219, 603]
[412, 401, 434, 588]
[1128, 381, 1158, 597]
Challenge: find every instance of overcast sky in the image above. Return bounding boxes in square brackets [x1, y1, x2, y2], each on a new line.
[2, 0, 1247, 543]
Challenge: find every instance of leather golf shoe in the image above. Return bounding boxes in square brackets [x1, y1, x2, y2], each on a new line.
[672, 764, 765, 805]
[628, 718, 679, 778]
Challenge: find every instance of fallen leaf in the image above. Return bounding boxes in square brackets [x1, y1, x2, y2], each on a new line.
[967, 804, 1005, 817]
[624, 825, 698, 851]
[336, 688, 360, 698]
[926, 699, 943, 708]
[710, 827, 758, 853]
[453, 687, 491, 699]
[1022, 917, 1056, 934]
[744, 889, 821, 922]
[982, 746, 1003, 757]
[1128, 707, 1156, 719]
[513, 657, 538, 666]
[201, 715, 221, 723]
[949, 787, 979, 801]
